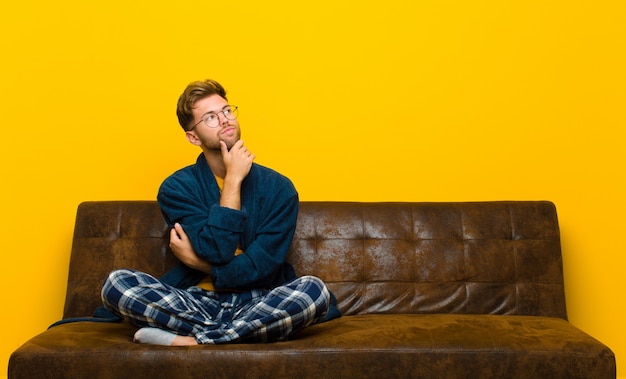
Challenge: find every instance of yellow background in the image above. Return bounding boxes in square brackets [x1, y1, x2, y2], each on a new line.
[1, 0, 624, 377]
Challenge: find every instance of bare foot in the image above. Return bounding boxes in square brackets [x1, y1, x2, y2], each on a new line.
[171, 335, 198, 346]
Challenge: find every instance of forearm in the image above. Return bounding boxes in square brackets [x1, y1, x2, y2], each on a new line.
[180, 254, 212, 274]
[169, 225, 213, 274]
[160, 193, 246, 264]
[210, 237, 293, 289]
[219, 139, 253, 211]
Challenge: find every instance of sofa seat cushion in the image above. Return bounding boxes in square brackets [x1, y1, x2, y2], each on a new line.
[10, 314, 614, 379]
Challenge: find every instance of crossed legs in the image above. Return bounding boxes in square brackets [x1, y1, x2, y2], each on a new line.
[101, 269, 330, 345]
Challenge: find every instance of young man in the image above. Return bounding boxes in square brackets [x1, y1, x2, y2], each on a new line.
[101, 79, 337, 346]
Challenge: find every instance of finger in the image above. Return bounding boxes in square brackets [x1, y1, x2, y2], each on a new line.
[170, 227, 179, 241]
[220, 140, 228, 156]
[174, 222, 187, 240]
[169, 228, 178, 249]
[233, 140, 244, 150]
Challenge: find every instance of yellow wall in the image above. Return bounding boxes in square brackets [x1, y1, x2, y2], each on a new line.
[1, 0, 624, 377]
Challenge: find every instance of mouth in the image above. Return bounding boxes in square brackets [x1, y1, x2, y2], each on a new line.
[221, 127, 236, 136]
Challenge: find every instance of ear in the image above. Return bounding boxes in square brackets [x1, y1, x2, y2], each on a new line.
[185, 131, 201, 146]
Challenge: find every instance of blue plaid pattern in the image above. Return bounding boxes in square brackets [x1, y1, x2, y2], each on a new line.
[101, 269, 330, 344]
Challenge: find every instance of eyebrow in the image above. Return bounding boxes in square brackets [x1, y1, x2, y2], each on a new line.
[200, 104, 231, 117]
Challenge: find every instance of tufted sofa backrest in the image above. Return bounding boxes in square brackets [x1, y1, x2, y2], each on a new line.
[63, 201, 566, 320]
[289, 202, 566, 319]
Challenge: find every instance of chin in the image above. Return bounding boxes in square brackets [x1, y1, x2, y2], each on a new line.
[224, 137, 241, 150]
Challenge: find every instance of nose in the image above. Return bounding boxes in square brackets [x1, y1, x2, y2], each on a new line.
[217, 111, 230, 125]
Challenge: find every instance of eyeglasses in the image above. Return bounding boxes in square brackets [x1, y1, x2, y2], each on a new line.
[189, 105, 239, 131]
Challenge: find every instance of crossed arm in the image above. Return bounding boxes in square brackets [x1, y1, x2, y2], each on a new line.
[161, 140, 298, 289]
[168, 140, 253, 274]
[169, 222, 211, 274]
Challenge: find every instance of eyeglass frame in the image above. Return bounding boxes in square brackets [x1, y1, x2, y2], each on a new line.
[188, 105, 239, 131]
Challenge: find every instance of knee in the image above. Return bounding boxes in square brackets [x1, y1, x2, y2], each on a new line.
[299, 275, 331, 308]
[103, 268, 137, 287]
[101, 268, 138, 303]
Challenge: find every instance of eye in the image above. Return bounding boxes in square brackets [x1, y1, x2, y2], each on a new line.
[204, 113, 217, 122]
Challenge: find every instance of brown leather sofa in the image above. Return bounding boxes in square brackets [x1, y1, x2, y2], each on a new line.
[9, 201, 615, 378]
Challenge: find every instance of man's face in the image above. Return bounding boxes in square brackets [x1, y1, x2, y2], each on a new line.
[187, 94, 241, 151]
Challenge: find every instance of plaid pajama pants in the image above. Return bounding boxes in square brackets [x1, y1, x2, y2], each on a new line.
[101, 269, 330, 344]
